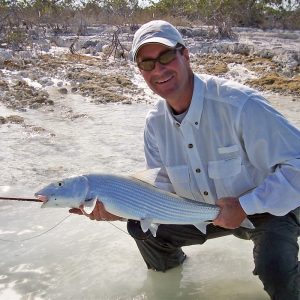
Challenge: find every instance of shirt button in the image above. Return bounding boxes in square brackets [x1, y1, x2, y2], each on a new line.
[188, 143, 193, 148]
[175, 122, 180, 127]
[204, 191, 209, 196]
[195, 168, 201, 173]
[195, 122, 198, 125]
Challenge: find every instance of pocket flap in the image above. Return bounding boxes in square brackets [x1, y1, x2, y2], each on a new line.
[218, 144, 239, 155]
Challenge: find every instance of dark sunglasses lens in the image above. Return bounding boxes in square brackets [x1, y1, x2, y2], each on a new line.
[159, 50, 177, 65]
[138, 60, 155, 71]
[138, 49, 179, 71]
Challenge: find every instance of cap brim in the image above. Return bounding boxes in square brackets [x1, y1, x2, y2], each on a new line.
[133, 37, 178, 62]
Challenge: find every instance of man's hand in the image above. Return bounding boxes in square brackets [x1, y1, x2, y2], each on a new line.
[213, 197, 247, 229]
[69, 201, 122, 221]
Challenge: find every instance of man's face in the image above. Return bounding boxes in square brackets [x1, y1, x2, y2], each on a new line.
[136, 43, 193, 105]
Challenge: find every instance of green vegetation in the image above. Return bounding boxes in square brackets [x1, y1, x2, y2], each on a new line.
[0, 0, 299, 31]
[0, 0, 299, 51]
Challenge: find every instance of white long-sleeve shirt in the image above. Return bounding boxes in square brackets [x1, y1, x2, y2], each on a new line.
[144, 74, 300, 216]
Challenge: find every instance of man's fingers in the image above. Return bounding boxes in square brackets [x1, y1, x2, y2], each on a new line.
[212, 214, 223, 227]
[69, 208, 83, 215]
[80, 201, 108, 221]
[213, 197, 247, 229]
[70, 202, 121, 221]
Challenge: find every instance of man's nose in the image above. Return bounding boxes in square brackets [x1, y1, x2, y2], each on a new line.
[152, 60, 167, 72]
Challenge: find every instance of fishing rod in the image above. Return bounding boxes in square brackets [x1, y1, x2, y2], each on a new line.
[0, 196, 42, 202]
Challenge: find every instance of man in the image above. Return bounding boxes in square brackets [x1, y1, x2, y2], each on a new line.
[70, 20, 300, 299]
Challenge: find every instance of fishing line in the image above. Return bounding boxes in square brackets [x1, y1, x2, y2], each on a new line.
[0, 215, 71, 243]
[106, 220, 129, 236]
[0, 215, 129, 243]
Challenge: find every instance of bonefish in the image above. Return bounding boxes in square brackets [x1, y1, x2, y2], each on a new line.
[35, 173, 254, 236]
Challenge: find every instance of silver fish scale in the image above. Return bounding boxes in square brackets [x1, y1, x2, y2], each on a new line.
[85, 174, 219, 224]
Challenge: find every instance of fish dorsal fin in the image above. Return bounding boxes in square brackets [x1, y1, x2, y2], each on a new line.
[130, 168, 162, 187]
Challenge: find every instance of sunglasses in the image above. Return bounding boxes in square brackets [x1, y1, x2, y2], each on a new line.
[137, 46, 184, 71]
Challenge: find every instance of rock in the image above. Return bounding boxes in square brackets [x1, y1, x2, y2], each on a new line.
[46, 99, 54, 105]
[39, 77, 54, 86]
[58, 87, 68, 94]
[273, 52, 299, 69]
[16, 51, 34, 60]
[179, 28, 194, 38]
[36, 39, 51, 52]
[30, 126, 47, 133]
[254, 49, 274, 59]
[1, 79, 52, 110]
[0, 79, 9, 91]
[0, 49, 13, 60]
[122, 100, 132, 105]
[233, 43, 253, 55]
[0, 116, 7, 124]
[95, 42, 103, 53]
[28, 29, 40, 40]
[82, 40, 99, 49]
[70, 113, 87, 120]
[102, 44, 112, 55]
[281, 68, 293, 77]
[6, 115, 24, 124]
[50, 36, 74, 48]
[193, 28, 209, 37]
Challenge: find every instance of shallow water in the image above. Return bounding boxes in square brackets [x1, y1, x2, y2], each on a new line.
[0, 86, 296, 299]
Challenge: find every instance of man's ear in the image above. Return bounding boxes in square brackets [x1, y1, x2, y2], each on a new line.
[183, 48, 190, 62]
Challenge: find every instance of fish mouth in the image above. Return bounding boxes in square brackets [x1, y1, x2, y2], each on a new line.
[35, 194, 48, 203]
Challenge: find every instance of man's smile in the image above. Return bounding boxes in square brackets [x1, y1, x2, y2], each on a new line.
[155, 74, 174, 85]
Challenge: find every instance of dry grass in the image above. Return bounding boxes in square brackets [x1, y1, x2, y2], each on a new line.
[246, 73, 300, 95]
[191, 53, 299, 97]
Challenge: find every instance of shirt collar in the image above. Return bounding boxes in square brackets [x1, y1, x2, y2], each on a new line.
[165, 74, 205, 129]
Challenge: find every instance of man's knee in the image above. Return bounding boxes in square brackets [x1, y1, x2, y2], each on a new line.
[134, 235, 187, 272]
[127, 221, 197, 272]
[252, 226, 300, 299]
[253, 254, 299, 299]
[254, 252, 295, 285]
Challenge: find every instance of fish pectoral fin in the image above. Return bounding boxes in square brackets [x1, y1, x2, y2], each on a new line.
[140, 219, 159, 237]
[83, 197, 98, 214]
[193, 222, 210, 234]
[241, 218, 255, 229]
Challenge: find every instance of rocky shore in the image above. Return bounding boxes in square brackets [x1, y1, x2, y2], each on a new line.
[0, 25, 299, 125]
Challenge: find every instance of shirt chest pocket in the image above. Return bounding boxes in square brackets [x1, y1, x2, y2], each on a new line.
[208, 157, 242, 179]
[208, 156, 242, 198]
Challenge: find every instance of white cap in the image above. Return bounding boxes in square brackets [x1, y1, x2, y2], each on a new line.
[131, 20, 185, 62]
